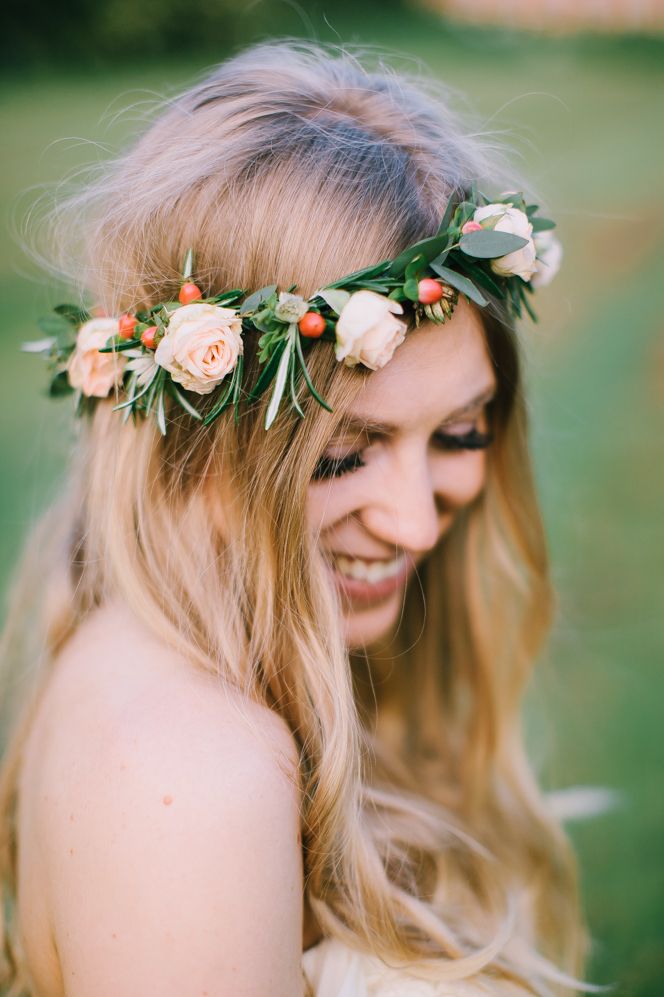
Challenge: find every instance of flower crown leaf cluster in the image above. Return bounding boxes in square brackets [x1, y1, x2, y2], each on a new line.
[23, 186, 561, 434]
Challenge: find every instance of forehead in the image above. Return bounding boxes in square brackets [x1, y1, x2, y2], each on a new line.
[345, 297, 497, 432]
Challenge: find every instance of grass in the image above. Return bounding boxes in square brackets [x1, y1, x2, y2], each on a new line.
[1, 13, 662, 994]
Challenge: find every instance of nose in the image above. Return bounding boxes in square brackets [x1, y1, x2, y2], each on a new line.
[358, 445, 441, 555]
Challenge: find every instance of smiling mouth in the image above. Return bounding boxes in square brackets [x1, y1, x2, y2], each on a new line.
[323, 551, 414, 605]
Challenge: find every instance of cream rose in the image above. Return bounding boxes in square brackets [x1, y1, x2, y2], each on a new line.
[531, 230, 563, 288]
[334, 290, 407, 370]
[155, 302, 243, 394]
[473, 202, 538, 282]
[67, 317, 126, 398]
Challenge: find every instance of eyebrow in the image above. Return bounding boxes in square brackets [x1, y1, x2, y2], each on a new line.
[338, 384, 498, 437]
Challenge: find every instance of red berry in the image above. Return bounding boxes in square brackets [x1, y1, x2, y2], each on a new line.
[141, 325, 158, 350]
[461, 220, 483, 235]
[298, 311, 326, 338]
[118, 314, 137, 339]
[417, 279, 444, 305]
[179, 282, 202, 304]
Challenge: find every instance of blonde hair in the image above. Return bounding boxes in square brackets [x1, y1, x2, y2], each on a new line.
[1, 39, 594, 995]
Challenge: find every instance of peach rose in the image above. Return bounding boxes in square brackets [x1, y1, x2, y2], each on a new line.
[473, 202, 538, 282]
[334, 290, 407, 371]
[67, 317, 126, 398]
[155, 302, 243, 394]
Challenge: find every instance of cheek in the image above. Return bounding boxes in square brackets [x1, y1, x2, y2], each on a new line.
[305, 481, 356, 535]
[433, 452, 489, 509]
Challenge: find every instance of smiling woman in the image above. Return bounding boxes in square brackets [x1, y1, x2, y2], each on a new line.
[0, 38, 591, 997]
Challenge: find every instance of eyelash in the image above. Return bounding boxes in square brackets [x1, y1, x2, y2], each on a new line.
[312, 427, 495, 481]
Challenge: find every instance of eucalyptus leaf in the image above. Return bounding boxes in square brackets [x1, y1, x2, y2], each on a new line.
[459, 229, 529, 259]
[54, 303, 90, 325]
[265, 330, 294, 429]
[239, 284, 278, 315]
[388, 233, 450, 278]
[531, 217, 556, 233]
[403, 278, 420, 302]
[316, 288, 351, 315]
[429, 264, 488, 307]
[37, 315, 72, 337]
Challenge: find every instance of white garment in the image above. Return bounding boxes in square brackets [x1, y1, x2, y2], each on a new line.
[302, 937, 500, 996]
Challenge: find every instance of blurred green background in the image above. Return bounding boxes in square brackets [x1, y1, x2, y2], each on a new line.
[1, 3, 663, 994]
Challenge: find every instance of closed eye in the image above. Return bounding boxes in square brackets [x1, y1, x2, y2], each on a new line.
[312, 421, 494, 481]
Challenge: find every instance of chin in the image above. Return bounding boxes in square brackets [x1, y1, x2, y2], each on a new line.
[340, 591, 403, 650]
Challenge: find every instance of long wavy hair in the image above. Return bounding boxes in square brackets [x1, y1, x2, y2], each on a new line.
[0, 39, 593, 996]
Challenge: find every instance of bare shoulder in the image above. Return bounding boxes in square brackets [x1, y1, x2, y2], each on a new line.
[29, 601, 304, 997]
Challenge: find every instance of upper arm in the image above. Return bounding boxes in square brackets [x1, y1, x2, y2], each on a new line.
[44, 683, 304, 997]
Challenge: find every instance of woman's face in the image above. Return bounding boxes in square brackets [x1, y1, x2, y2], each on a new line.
[306, 296, 498, 649]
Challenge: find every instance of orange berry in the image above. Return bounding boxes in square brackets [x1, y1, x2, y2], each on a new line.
[417, 279, 444, 305]
[141, 325, 158, 350]
[178, 282, 202, 304]
[298, 311, 326, 338]
[118, 314, 137, 339]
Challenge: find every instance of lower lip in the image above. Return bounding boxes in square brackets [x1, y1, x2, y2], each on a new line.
[324, 556, 414, 606]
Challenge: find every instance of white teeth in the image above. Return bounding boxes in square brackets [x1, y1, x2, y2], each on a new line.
[333, 554, 405, 583]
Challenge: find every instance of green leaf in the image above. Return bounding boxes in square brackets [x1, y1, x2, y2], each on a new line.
[531, 217, 556, 233]
[214, 288, 245, 304]
[182, 248, 194, 281]
[316, 288, 351, 315]
[98, 337, 142, 353]
[155, 384, 167, 436]
[294, 328, 333, 413]
[388, 233, 451, 278]
[265, 331, 294, 429]
[323, 260, 390, 289]
[239, 284, 278, 315]
[169, 382, 203, 420]
[403, 277, 420, 302]
[429, 264, 488, 307]
[54, 303, 90, 325]
[436, 193, 459, 236]
[520, 285, 538, 323]
[289, 353, 304, 419]
[232, 354, 244, 425]
[48, 370, 73, 397]
[202, 376, 235, 426]
[248, 341, 285, 402]
[37, 315, 73, 337]
[526, 204, 540, 218]
[459, 229, 529, 259]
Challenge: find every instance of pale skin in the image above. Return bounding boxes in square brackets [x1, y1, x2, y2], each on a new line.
[16, 296, 496, 995]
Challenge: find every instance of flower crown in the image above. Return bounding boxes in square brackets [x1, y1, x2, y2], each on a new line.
[24, 186, 561, 433]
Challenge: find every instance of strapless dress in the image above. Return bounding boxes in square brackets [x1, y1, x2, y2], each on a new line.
[302, 936, 509, 996]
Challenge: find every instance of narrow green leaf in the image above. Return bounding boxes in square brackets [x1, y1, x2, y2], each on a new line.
[436, 193, 459, 236]
[294, 329, 333, 413]
[169, 382, 204, 420]
[460, 230, 529, 259]
[248, 342, 285, 402]
[265, 331, 294, 430]
[429, 264, 488, 307]
[48, 370, 73, 397]
[98, 338, 142, 353]
[289, 353, 304, 419]
[156, 384, 167, 436]
[182, 248, 194, 281]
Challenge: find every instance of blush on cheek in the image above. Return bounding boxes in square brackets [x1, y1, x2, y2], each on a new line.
[435, 454, 488, 510]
